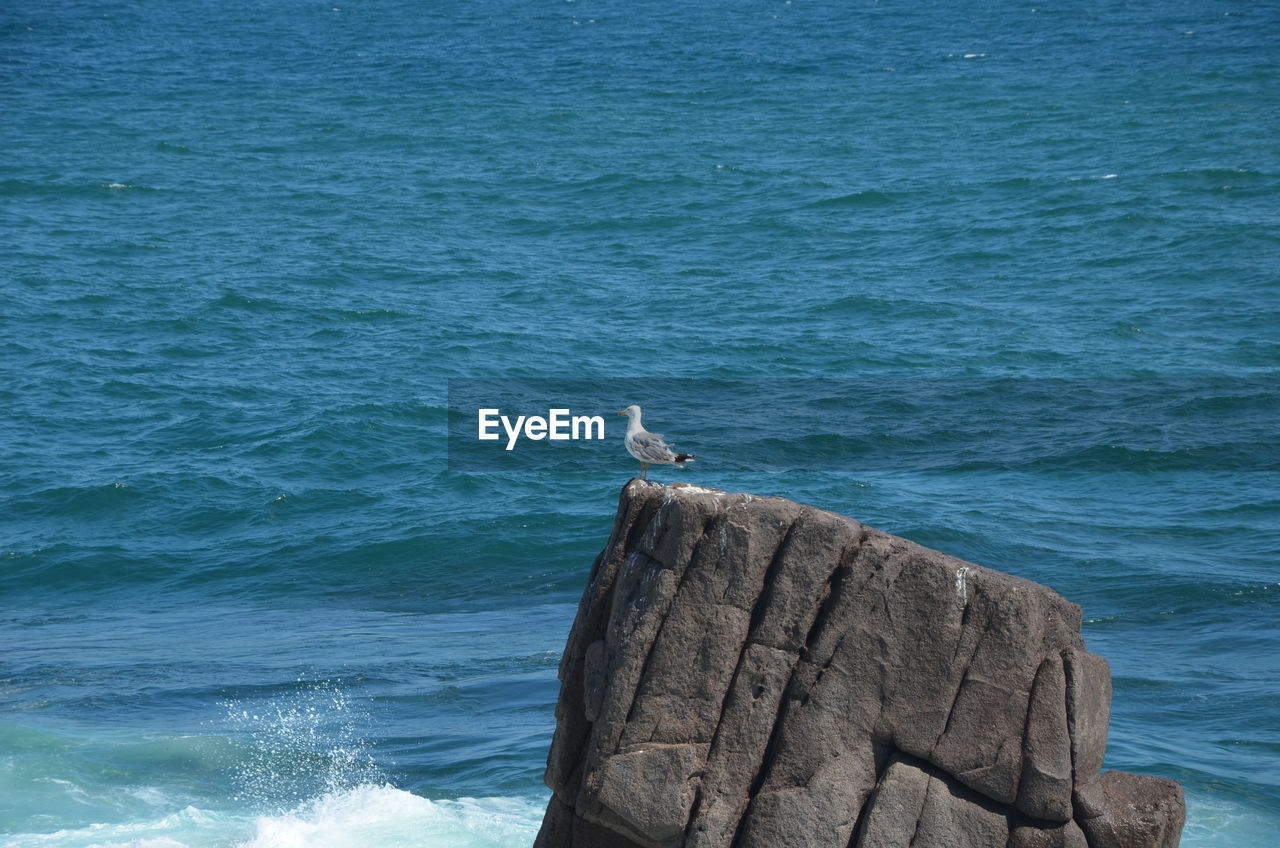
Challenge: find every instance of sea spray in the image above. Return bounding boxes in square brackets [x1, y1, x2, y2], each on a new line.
[216, 683, 548, 846]
[220, 679, 381, 813]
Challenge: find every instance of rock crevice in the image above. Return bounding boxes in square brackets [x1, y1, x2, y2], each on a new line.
[536, 481, 1185, 848]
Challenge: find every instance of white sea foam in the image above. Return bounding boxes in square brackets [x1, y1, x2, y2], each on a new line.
[1, 805, 234, 848]
[1, 789, 544, 848]
[235, 785, 542, 848]
[1180, 791, 1277, 847]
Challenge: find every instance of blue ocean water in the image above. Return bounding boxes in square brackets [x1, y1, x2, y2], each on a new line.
[2, 0, 1277, 845]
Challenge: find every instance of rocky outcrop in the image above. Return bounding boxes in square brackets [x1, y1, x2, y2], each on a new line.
[535, 481, 1185, 848]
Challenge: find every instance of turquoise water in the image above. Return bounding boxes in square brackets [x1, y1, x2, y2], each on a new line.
[3, 0, 1278, 845]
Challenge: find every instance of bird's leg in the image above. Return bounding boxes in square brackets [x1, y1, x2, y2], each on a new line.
[641, 462, 649, 481]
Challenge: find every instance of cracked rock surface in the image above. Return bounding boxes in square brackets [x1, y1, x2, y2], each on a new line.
[535, 481, 1185, 848]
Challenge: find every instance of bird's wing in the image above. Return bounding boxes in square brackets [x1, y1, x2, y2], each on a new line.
[630, 431, 677, 461]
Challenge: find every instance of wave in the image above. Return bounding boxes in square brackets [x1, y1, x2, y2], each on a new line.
[802, 188, 898, 209]
[0, 786, 544, 848]
[0, 179, 158, 199]
[236, 786, 542, 848]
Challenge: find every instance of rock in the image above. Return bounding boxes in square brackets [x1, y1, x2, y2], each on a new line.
[1075, 771, 1187, 848]
[591, 743, 705, 847]
[1009, 817, 1090, 848]
[537, 481, 1186, 848]
[1017, 655, 1074, 821]
[1065, 647, 1113, 785]
[535, 796, 648, 848]
[853, 753, 1009, 847]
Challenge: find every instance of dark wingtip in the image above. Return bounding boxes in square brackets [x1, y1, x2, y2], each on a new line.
[675, 453, 695, 462]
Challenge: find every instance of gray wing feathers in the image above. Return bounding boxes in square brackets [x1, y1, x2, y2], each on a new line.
[628, 431, 679, 462]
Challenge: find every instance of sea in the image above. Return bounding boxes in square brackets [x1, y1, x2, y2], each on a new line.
[2, 0, 1277, 845]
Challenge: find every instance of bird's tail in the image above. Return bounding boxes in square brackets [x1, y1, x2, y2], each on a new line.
[675, 453, 695, 465]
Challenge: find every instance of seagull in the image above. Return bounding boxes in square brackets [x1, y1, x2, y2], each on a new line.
[618, 405, 694, 481]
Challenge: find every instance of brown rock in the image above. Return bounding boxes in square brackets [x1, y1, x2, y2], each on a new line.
[1008, 817, 1090, 848]
[536, 481, 1186, 848]
[854, 754, 1009, 847]
[1075, 771, 1186, 848]
[1017, 655, 1074, 821]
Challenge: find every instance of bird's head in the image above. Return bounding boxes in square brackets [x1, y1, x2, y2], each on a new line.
[617, 404, 641, 419]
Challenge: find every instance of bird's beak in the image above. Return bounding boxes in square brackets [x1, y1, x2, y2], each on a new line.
[617, 410, 627, 416]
